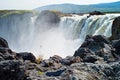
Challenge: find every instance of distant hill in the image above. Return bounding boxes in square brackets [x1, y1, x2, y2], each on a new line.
[35, 1, 120, 13]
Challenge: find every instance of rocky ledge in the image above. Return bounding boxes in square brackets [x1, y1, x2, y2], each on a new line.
[0, 35, 120, 80]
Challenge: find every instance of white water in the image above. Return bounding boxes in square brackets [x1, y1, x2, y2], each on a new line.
[0, 14, 120, 59]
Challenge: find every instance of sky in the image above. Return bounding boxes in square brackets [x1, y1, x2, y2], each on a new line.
[0, 0, 119, 10]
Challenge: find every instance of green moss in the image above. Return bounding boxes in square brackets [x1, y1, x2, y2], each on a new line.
[37, 71, 43, 75]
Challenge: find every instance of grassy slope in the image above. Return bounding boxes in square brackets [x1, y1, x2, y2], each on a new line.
[0, 10, 38, 18]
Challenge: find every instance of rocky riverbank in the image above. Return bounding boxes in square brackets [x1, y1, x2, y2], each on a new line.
[0, 35, 120, 80]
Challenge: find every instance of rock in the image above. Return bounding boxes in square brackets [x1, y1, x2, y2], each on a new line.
[110, 16, 120, 40]
[0, 48, 13, 54]
[112, 40, 120, 56]
[0, 55, 4, 61]
[89, 11, 104, 16]
[61, 56, 72, 65]
[2, 54, 15, 60]
[110, 61, 120, 80]
[83, 55, 97, 63]
[49, 55, 62, 63]
[16, 52, 36, 63]
[0, 37, 9, 48]
[46, 69, 65, 77]
[70, 56, 82, 63]
[0, 48, 16, 60]
[40, 55, 62, 69]
[81, 35, 110, 49]
[69, 63, 114, 80]
[61, 56, 82, 65]
[0, 60, 25, 80]
[41, 59, 54, 67]
[74, 48, 95, 58]
[35, 10, 60, 31]
[76, 35, 117, 62]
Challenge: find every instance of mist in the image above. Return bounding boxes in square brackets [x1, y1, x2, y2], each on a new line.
[0, 11, 119, 59]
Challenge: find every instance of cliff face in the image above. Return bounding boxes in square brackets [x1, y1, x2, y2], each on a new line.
[110, 16, 120, 40]
[35, 10, 60, 32]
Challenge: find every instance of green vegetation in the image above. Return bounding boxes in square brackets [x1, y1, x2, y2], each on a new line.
[37, 71, 43, 75]
[48, 10, 72, 17]
[36, 55, 43, 64]
[0, 10, 38, 18]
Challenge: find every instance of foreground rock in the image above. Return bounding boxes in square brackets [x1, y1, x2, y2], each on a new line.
[112, 39, 120, 56]
[0, 37, 9, 48]
[0, 35, 120, 80]
[16, 52, 36, 63]
[74, 35, 118, 63]
[0, 60, 25, 80]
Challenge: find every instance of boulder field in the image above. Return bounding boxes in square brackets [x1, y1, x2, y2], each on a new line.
[0, 35, 120, 80]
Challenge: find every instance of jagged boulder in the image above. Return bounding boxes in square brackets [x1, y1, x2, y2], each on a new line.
[110, 16, 120, 40]
[0, 37, 9, 48]
[0, 37, 16, 60]
[74, 35, 117, 62]
[89, 11, 104, 16]
[40, 55, 62, 69]
[16, 52, 36, 63]
[46, 69, 65, 77]
[61, 56, 82, 65]
[0, 60, 25, 80]
[112, 40, 120, 56]
[35, 10, 60, 31]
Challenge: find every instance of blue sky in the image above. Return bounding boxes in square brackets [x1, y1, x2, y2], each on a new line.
[0, 0, 119, 10]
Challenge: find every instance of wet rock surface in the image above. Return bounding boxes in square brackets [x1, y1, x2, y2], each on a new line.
[0, 35, 120, 80]
[110, 16, 120, 40]
[35, 10, 60, 32]
[0, 37, 9, 48]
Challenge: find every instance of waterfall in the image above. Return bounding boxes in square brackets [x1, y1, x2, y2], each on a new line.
[61, 14, 120, 40]
[0, 13, 120, 59]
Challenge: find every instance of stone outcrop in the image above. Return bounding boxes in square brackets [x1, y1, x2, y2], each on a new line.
[16, 52, 36, 63]
[74, 35, 117, 63]
[110, 16, 120, 40]
[0, 37, 9, 48]
[89, 11, 104, 16]
[35, 10, 60, 32]
[0, 35, 120, 80]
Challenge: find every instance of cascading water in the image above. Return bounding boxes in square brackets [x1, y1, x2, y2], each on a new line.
[0, 13, 120, 59]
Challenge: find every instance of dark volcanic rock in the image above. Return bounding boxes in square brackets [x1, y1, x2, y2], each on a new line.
[49, 55, 62, 63]
[74, 48, 97, 63]
[35, 10, 60, 31]
[0, 37, 9, 48]
[0, 60, 25, 80]
[110, 16, 120, 40]
[46, 69, 65, 77]
[36, 10, 60, 24]
[74, 48, 95, 58]
[74, 35, 117, 62]
[61, 56, 82, 65]
[0, 47, 16, 61]
[40, 55, 62, 69]
[112, 40, 120, 56]
[89, 11, 104, 16]
[0, 48, 14, 54]
[0, 35, 120, 80]
[16, 52, 36, 63]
